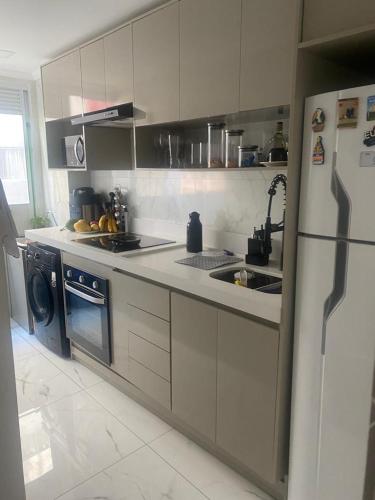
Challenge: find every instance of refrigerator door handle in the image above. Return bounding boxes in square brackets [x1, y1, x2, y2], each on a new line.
[321, 154, 351, 354]
[322, 239, 348, 354]
[331, 152, 351, 239]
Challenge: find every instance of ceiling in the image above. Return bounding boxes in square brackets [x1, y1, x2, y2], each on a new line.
[0, 0, 164, 78]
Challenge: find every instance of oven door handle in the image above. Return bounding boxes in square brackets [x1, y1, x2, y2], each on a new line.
[65, 282, 105, 305]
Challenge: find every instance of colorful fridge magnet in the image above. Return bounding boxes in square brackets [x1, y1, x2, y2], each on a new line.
[312, 108, 326, 132]
[363, 125, 375, 147]
[337, 97, 359, 128]
[367, 95, 375, 121]
[312, 136, 325, 165]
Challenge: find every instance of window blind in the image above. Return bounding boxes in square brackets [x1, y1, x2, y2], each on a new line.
[0, 87, 24, 115]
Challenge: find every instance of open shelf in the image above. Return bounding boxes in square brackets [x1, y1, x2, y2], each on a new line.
[298, 24, 375, 77]
[135, 165, 288, 172]
[135, 105, 290, 170]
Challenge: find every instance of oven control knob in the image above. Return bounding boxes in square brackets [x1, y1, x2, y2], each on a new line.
[66, 270, 72, 278]
[92, 280, 99, 290]
[78, 275, 85, 284]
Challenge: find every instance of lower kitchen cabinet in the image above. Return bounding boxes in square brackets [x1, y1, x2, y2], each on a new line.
[61, 253, 285, 490]
[110, 270, 131, 379]
[171, 292, 218, 442]
[216, 310, 279, 482]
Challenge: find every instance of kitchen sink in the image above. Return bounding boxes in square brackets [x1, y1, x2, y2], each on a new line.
[210, 267, 282, 294]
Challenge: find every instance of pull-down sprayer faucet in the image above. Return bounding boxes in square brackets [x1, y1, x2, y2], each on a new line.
[246, 174, 287, 270]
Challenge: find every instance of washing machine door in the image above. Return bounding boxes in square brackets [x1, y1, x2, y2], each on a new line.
[27, 268, 54, 326]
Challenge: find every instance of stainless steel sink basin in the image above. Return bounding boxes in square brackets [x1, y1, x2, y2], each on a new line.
[210, 267, 282, 294]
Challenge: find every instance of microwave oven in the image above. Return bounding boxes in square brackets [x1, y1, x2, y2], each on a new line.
[64, 134, 86, 168]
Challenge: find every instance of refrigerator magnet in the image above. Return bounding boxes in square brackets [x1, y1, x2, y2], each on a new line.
[337, 97, 359, 128]
[363, 125, 375, 147]
[312, 108, 325, 132]
[360, 151, 375, 167]
[312, 136, 325, 165]
[367, 95, 375, 121]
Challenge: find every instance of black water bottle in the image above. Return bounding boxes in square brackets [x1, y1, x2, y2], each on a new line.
[187, 212, 202, 253]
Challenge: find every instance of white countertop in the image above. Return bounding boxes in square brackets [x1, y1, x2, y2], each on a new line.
[25, 227, 282, 324]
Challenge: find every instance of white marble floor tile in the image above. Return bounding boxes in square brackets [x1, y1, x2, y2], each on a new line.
[87, 381, 171, 443]
[12, 331, 39, 361]
[20, 391, 144, 500]
[57, 446, 207, 500]
[150, 430, 272, 500]
[15, 353, 82, 415]
[12, 324, 102, 388]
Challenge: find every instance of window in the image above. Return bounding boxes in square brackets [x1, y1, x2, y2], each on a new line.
[0, 87, 30, 205]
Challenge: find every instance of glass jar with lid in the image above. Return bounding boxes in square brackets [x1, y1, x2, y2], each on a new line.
[238, 145, 259, 167]
[208, 123, 225, 168]
[225, 129, 244, 168]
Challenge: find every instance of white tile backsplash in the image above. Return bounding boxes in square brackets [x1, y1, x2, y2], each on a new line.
[90, 168, 287, 257]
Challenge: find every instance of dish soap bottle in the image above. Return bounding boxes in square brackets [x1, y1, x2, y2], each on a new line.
[187, 212, 202, 253]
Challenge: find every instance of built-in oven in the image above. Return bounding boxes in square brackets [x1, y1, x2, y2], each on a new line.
[63, 265, 111, 365]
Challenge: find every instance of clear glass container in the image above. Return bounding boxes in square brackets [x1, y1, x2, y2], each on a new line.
[208, 123, 225, 168]
[238, 145, 259, 167]
[189, 142, 207, 167]
[225, 129, 243, 168]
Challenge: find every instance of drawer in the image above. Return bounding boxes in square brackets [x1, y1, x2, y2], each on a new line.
[129, 332, 170, 381]
[128, 358, 171, 409]
[114, 271, 170, 321]
[127, 304, 170, 351]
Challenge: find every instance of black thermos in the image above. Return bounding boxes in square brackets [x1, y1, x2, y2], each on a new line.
[187, 212, 202, 253]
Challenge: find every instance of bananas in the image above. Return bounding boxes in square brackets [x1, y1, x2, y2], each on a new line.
[108, 215, 118, 233]
[98, 214, 118, 233]
[98, 215, 108, 232]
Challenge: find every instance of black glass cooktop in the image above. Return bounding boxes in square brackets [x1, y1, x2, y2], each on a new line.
[74, 233, 175, 253]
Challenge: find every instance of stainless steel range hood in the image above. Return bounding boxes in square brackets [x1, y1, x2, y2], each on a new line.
[71, 103, 133, 126]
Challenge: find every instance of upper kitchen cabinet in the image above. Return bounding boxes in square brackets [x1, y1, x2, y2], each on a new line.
[179, 0, 241, 120]
[302, 0, 375, 42]
[240, 0, 295, 111]
[80, 39, 106, 113]
[104, 25, 133, 106]
[60, 50, 83, 118]
[133, 3, 180, 126]
[41, 58, 63, 121]
[42, 50, 83, 121]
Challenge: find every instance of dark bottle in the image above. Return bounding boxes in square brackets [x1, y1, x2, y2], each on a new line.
[187, 212, 202, 253]
[268, 121, 288, 162]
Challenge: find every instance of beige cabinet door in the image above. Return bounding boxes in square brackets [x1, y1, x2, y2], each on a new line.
[104, 25, 133, 106]
[133, 3, 179, 125]
[240, 0, 295, 111]
[171, 293, 217, 441]
[110, 270, 131, 379]
[217, 310, 279, 482]
[41, 59, 63, 121]
[81, 39, 106, 113]
[60, 50, 83, 118]
[302, 0, 375, 41]
[179, 0, 241, 120]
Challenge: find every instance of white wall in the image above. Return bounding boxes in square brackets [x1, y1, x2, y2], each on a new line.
[90, 167, 287, 258]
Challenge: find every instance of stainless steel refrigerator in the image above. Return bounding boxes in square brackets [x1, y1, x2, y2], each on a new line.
[289, 84, 375, 500]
